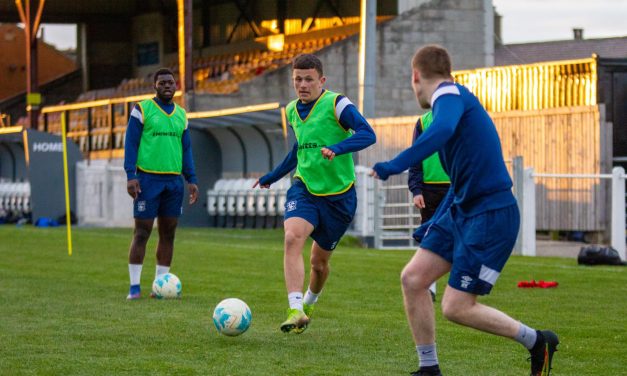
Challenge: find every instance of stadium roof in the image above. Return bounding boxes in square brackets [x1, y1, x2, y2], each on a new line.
[0, 0, 389, 23]
[0, 1, 233, 23]
[187, 102, 285, 131]
[495, 35, 627, 66]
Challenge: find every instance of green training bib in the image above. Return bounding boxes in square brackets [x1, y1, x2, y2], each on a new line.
[286, 90, 355, 195]
[136, 99, 187, 174]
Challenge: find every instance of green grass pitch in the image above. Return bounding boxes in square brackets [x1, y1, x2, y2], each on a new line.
[1, 226, 625, 375]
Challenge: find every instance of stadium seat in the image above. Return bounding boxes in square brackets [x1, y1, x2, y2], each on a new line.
[205, 177, 292, 229]
[0, 181, 31, 222]
[236, 178, 256, 228]
[216, 179, 237, 227]
[274, 177, 291, 228]
[225, 178, 246, 227]
[253, 186, 268, 228]
[207, 178, 227, 226]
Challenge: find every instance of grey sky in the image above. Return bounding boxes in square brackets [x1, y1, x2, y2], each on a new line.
[492, 0, 627, 43]
[40, 24, 76, 50]
[40, 0, 627, 50]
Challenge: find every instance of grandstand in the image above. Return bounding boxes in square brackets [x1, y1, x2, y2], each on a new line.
[1, 0, 495, 228]
[70, 20, 370, 100]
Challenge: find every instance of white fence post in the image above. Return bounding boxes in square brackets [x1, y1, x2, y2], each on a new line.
[512, 156, 524, 255]
[521, 167, 536, 256]
[353, 166, 375, 239]
[373, 179, 384, 249]
[611, 166, 626, 261]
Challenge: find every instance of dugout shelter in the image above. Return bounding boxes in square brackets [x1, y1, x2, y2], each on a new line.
[0, 126, 82, 224]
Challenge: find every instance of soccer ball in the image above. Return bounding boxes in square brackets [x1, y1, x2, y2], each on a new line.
[212, 298, 252, 336]
[151, 273, 182, 299]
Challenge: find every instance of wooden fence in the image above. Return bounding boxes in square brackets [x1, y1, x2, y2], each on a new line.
[360, 105, 612, 231]
[453, 58, 596, 112]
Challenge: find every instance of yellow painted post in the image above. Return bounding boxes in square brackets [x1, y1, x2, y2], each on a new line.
[61, 111, 73, 256]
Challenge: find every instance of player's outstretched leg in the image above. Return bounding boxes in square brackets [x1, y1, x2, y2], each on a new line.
[529, 330, 559, 376]
[280, 308, 310, 334]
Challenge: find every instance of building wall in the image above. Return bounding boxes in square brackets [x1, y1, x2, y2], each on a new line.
[86, 19, 133, 90]
[193, 0, 493, 117]
[0, 24, 77, 101]
[132, 12, 165, 79]
[397, 0, 436, 14]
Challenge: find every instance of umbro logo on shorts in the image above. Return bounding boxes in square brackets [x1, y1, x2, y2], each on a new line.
[460, 275, 473, 289]
[286, 200, 297, 212]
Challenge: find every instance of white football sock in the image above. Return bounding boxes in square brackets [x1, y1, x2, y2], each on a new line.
[429, 282, 436, 295]
[303, 288, 320, 305]
[156, 265, 170, 278]
[515, 323, 538, 349]
[417, 343, 439, 367]
[288, 292, 304, 311]
[129, 264, 142, 286]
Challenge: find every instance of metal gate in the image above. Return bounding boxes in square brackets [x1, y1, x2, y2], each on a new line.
[372, 158, 521, 251]
[373, 172, 421, 250]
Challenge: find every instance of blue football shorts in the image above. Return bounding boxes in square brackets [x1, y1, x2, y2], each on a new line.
[420, 204, 520, 295]
[133, 172, 184, 219]
[284, 179, 357, 251]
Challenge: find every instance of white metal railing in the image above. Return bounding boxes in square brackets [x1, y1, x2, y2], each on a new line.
[521, 166, 626, 260]
[372, 172, 421, 250]
[368, 157, 626, 260]
[372, 159, 517, 251]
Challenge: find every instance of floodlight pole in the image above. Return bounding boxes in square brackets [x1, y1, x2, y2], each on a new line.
[15, 0, 46, 129]
[358, 0, 376, 118]
[177, 0, 194, 109]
